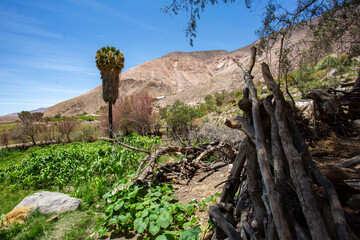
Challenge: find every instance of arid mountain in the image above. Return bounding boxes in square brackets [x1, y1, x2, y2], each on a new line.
[44, 25, 311, 117]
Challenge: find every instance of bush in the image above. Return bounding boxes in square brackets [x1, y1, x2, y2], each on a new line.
[101, 92, 154, 136]
[204, 94, 213, 102]
[214, 91, 225, 106]
[1, 132, 9, 147]
[164, 100, 203, 140]
[315, 54, 339, 71]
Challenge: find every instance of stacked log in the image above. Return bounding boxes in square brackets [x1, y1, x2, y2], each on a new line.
[212, 47, 360, 239]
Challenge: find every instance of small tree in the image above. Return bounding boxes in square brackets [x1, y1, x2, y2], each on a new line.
[164, 100, 202, 141]
[58, 119, 78, 142]
[18, 111, 39, 145]
[41, 122, 62, 143]
[1, 132, 9, 148]
[32, 112, 44, 121]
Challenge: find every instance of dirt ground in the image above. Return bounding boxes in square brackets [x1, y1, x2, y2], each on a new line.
[173, 162, 231, 204]
[173, 161, 232, 228]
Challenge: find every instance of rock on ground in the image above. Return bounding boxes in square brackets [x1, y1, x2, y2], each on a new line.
[14, 191, 81, 214]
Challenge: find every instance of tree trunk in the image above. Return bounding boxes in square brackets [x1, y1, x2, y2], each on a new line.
[108, 102, 114, 139]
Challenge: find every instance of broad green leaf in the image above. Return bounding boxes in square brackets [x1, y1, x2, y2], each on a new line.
[105, 204, 114, 213]
[157, 211, 173, 229]
[102, 192, 111, 199]
[97, 226, 108, 237]
[176, 214, 185, 222]
[149, 221, 160, 236]
[155, 234, 174, 240]
[142, 208, 150, 218]
[164, 230, 180, 235]
[135, 211, 142, 218]
[108, 217, 118, 226]
[162, 196, 170, 201]
[149, 213, 158, 221]
[119, 212, 131, 223]
[156, 235, 167, 240]
[179, 226, 201, 240]
[182, 222, 191, 229]
[203, 196, 213, 203]
[129, 186, 140, 198]
[114, 201, 124, 211]
[135, 202, 145, 210]
[134, 217, 148, 234]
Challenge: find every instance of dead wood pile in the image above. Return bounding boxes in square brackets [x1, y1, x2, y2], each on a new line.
[134, 140, 236, 184]
[211, 47, 360, 240]
[300, 67, 360, 138]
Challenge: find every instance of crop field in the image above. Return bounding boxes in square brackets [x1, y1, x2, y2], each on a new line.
[0, 135, 165, 239]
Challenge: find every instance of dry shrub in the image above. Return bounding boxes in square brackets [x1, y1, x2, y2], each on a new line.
[101, 92, 154, 136]
[58, 119, 78, 142]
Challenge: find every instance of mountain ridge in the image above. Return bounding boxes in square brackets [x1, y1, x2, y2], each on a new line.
[43, 24, 310, 117]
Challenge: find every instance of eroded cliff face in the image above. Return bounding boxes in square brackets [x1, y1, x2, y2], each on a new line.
[44, 24, 311, 117]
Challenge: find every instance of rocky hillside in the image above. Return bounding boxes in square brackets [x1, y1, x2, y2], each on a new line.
[44, 25, 311, 117]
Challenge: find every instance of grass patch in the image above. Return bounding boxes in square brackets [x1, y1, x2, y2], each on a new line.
[0, 122, 18, 132]
[0, 209, 52, 240]
[43, 209, 96, 240]
[0, 187, 38, 214]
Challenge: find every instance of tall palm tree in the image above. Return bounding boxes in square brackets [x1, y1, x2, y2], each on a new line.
[95, 46, 125, 139]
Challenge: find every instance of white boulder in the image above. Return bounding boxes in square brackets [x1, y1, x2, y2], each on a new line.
[14, 191, 81, 214]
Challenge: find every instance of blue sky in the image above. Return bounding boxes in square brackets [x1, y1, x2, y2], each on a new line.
[0, 0, 274, 116]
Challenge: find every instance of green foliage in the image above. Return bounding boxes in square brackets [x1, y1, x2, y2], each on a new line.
[229, 89, 243, 99]
[164, 100, 203, 139]
[97, 177, 201, 239]
[204, 94, 213, 102]
[287, 53, 355, 94]
[315, 54, 339, 71]
[76, 115, 98, 121]
[214, 91, 226, 106]
[0, 208, 96, 240]
[95, 46, 125, 72]
[0, 135, 161, 203]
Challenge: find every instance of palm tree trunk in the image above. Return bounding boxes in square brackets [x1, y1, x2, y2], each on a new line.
[108, 102, 114, 139]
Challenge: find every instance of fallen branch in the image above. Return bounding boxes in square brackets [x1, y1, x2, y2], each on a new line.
[334, 155, 360, 168]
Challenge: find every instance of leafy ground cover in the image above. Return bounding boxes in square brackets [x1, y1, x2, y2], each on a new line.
[0, 135, 161, 205]
[0, 134, 162, 239]
[97, 176, 216, 240]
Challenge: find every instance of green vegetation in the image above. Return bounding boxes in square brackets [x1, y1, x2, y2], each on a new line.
[0, 133, 222, 239]
[0, 122, 18, 132]
[161, 100, 204, 140]
[0, 135, 162, 239]
[97, 177, 203, 239]
[283, 53, 359, 97]
[0, 208, 96, 240]
[0, 135, 161, 204]
[53, 115, 99, 122]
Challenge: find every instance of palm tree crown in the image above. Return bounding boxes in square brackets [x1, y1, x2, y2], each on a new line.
[95, 46, 125, 104]
[95, 46, 125, 72]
